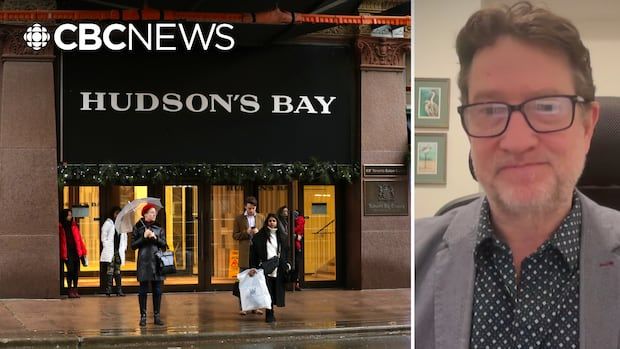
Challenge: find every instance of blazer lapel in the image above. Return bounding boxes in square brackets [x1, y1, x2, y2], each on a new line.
[578, 193, 620, 349]
[434, 198, 482, 349]
[239, 215, 249, 231]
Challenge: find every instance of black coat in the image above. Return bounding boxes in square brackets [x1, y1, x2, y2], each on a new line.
[250, 226, 290, 307]
[131, 219, 167, 282]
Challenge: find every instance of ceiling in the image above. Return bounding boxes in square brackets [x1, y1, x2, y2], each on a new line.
[56, 0, 410, 46]
[58, 0, 358, 14]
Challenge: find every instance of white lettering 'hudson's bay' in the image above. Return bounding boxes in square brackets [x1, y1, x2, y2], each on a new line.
[79, 92, 336, 115]
[271, 95, 336, 114]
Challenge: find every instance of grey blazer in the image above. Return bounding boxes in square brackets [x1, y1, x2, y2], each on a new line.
[415, 191, 620, 349]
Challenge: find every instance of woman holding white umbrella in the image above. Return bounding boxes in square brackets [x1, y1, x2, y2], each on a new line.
[131, 203, 168, 326]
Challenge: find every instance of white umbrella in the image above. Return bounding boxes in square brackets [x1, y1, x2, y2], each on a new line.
[114, 197, 164, 234]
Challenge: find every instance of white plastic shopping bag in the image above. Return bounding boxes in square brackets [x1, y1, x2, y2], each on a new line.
[237, 269, 272, 312]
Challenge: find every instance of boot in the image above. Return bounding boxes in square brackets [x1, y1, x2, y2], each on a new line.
[68, 288, 76, 298]
[153, 293, 164, 326]
[265, 308, 276, 323]
[139, 294, 147, 326]
[73, 287, 81, 298]
[105, 275, 113, 296]
[115, 275, 125, 296]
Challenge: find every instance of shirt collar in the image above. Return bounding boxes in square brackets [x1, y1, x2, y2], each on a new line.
[475, 193, 582, 271]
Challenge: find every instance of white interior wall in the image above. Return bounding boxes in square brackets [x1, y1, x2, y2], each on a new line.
[414, 0, 482, 219]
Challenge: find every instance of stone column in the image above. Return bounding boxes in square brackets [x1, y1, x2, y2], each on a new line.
[0, 25, 59, 298]
[348, 35, 410, 289]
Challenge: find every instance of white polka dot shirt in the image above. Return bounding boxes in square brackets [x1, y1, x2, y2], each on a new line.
[469, 195, 581, 349]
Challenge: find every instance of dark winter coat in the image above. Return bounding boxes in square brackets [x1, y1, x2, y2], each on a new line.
[250, 226, 291, 307]
[131, 219, 167, 282]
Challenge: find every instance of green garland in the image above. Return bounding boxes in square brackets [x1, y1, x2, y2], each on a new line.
[58, 160, 360, 186]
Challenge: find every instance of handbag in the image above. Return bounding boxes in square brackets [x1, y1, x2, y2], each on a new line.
[260, 236, 282, 274]
[155, 250, 176, 275]
[260, 256, 280, 275]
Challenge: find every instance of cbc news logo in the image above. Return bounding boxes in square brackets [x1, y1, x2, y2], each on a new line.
[22, 22, 235, 52]
[23, 23, 51, 51]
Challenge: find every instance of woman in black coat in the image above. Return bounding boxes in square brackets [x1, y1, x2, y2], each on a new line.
[249, 213, 292, 323]
[131, 203, 167, 326]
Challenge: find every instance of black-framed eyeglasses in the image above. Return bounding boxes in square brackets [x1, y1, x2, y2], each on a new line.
[457, 94, 589, 138]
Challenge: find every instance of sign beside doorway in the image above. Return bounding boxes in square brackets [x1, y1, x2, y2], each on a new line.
[363, 180, 408, 216]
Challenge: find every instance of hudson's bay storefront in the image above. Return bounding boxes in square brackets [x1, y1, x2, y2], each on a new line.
[59, 44, 358, 293]
[0, 1, 410, 298]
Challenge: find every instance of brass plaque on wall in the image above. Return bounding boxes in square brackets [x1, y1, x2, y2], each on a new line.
[363, 164, 407, 177]
[364, 180, 409, 216]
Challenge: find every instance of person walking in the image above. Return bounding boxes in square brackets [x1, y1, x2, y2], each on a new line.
[131, 203, 167, 326]
[59, 208, 88, 299]
[249, 213, 292, 323]
[233, 196, 265, 315]
[100, 206, 126, 296]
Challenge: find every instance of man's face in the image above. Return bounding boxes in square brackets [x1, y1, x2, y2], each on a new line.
[467, 36, 599, 214]
[245, 203, 256, 216]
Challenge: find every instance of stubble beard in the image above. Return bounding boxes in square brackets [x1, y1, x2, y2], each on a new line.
[483, 159, 585, 219]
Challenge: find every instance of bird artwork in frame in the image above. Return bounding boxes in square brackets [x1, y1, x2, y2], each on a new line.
[415, 133, 447, 184]
[414, 78, 450, 128]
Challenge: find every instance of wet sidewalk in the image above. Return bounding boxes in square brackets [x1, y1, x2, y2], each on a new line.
[0, 289, 410, 348]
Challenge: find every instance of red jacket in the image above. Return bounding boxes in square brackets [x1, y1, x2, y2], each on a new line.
[59, 221, 87, 260]
[294, 216, 305, 251]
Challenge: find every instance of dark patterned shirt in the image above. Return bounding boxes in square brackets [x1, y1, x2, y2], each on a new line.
[469, 195, 581, 349]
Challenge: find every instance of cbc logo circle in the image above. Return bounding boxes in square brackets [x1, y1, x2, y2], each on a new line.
[23, 23, 51, 51]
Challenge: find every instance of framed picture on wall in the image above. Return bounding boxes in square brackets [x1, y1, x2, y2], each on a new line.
[414, 133, 447, 184]
[414, 78, 450, 128]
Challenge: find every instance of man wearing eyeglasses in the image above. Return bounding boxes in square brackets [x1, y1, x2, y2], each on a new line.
[416, 2, 620, 348]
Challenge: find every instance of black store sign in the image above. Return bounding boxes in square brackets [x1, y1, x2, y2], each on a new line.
[61, 45, 355, 164]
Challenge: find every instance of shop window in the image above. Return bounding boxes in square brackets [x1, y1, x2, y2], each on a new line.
[211, 185, 244, 284]
[164, 185, 199, 285]
[311, 203, 328, 215]
[258, 185, 288, 216]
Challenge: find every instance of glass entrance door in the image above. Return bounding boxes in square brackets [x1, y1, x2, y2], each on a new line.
[112, 185, 148, 287]
[209, 185, 290, 287]
[163, 185, 199, 286]
[210, 185, 244, 285]
[303, 185, 337, 282]
[62, 186, 100, 288]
